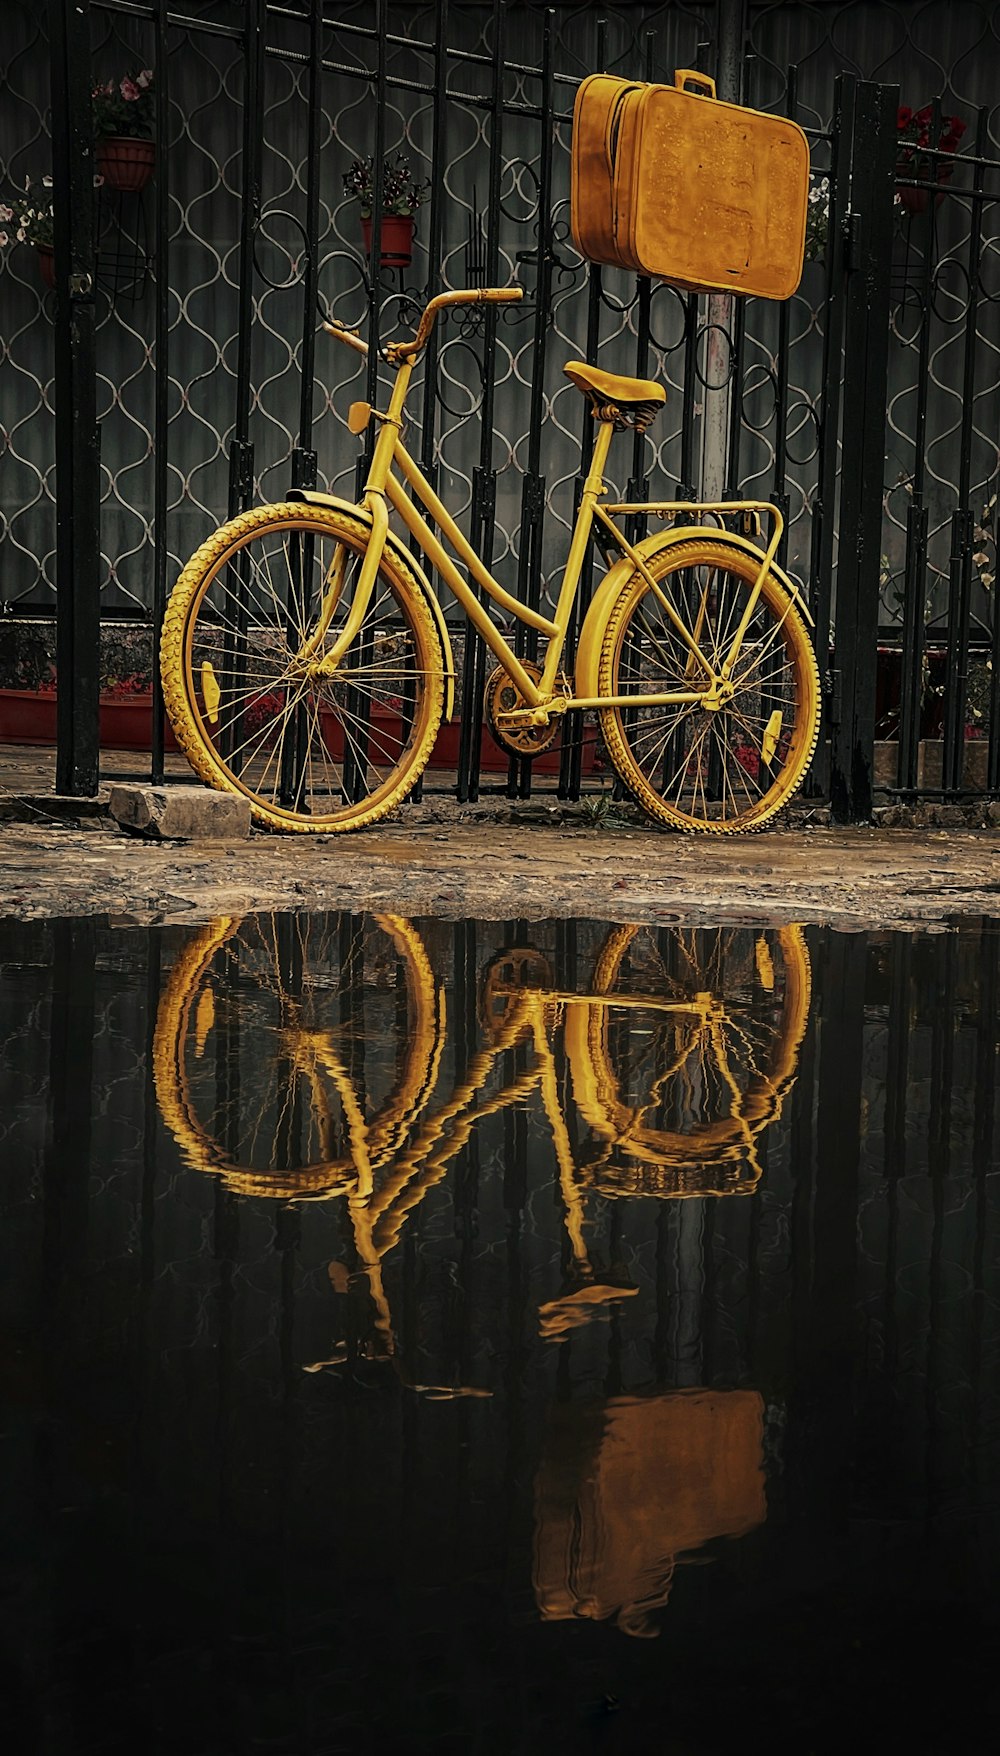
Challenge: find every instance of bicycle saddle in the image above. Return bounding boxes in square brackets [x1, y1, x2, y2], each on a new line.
[563, 360, 666, 430]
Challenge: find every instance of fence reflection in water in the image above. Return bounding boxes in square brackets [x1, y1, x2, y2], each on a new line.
[1, 911, 1000, 1742]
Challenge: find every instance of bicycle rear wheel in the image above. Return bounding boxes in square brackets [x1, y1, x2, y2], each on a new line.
[597, 537, 820, 833]
[160, 503, 444, 832]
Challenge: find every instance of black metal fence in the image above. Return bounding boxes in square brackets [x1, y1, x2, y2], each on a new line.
[2, 1, 999, 816]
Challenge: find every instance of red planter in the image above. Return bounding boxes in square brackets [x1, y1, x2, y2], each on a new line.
[361, 213, 414, 268]
[319, 705, 598, 774]
[0, 689, 177, 751]
[96, 136, 155, 192]
[36, 246, 55, 288]
[897, 155, 954, 216]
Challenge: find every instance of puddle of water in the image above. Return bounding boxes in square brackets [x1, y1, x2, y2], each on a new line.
[1, 912, 998, 1754]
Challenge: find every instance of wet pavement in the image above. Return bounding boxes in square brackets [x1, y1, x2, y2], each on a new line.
[3, 743, 1000, 930]
[2, 806, 1000, 929]
[1, 908, 998, 1754]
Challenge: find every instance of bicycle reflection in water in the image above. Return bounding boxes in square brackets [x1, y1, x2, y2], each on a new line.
[154, 912, 809, 1634]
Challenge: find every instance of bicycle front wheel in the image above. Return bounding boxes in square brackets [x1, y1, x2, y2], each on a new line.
[597, 538, 821, 833]
[161, 503, 444, 832]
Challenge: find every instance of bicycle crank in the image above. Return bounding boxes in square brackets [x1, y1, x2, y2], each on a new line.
[485, 660, 568, 759]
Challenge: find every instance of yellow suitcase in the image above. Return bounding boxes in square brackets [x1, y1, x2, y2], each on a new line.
[571, 69, 810, 300]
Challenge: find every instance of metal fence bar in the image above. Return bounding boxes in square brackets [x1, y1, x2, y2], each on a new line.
[150, 0, 171, 784]
[830, 81, 898, 823]
[50, 0, 101, 795]
[940, 104, 989, 795]
[457, 0, 505, 803]
[508, 5, 554, 802]
[809, 72, 854, 801]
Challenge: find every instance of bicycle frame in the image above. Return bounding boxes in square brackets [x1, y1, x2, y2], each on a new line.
[319, 292, 787, 722]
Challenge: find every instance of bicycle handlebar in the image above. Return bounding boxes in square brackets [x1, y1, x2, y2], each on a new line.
[323, 285, 522, 366]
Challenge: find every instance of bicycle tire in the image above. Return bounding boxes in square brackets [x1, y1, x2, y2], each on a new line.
[564, 922, 811, 1195]
[153, 912, 446, 1199]
[160, 503, 444, 832]
[597, 537, 821, 834]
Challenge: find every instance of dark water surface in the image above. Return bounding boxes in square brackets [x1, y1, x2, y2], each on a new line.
[1, 912, 998, 1755]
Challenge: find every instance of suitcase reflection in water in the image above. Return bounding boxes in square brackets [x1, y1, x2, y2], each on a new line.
[533, 1390, 767, 1637]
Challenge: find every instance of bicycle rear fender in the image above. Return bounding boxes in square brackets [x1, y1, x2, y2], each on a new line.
[574, 525, 814, 701]
[286, 490, 456, 721]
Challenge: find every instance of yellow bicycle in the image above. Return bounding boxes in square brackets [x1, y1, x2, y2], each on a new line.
[160, 286, 821, 835]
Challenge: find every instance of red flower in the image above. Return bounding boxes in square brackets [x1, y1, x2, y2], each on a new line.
[897, 105, 913, 131]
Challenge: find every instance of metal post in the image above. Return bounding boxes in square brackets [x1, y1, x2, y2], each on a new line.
[830, 82, 897, 823]
[457, 0, 505, 802]
[700, 0, 747, 501]
[810, 74, 855, 799]
[228, 0, 264, 517]
[151, 0, 171, 784]
[49, 0, 100, 796]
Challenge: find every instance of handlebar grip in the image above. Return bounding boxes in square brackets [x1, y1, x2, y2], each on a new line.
[484, 286, 524, 304]
[322, 318, 369, 358]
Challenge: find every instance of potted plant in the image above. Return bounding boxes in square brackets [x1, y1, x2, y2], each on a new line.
[92, 68, 155, 192]
[896, 104, 966, 216]
[0, 178, 55, 286]
[342, 151, 429, 268]
[804, 173, 830, 264]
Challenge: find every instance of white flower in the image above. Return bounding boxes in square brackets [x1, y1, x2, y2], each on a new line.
[42, 175, 52, 187]
[16, 227, 26, 242]
[0, 230, 7, 247]
[0, 203, 12, 222]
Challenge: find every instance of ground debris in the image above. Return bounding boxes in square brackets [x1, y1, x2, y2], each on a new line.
[1, 811, 998, 927]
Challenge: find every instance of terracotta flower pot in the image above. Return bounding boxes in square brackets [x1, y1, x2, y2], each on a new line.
[96, 136, 155, 193]
[361, 213, 414, 269]
[36, 245, 55, 288]
[896, 154, 954, 216]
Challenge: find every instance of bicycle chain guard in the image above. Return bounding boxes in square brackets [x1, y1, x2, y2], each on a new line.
[485, 659, 567, 759]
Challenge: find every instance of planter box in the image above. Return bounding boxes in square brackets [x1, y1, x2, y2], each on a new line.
[0, 689, 178, 751]
[320, 707, 599, 774]
[0, 688, 599, 774]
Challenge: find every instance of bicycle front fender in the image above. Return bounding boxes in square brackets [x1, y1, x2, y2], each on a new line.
[287, 489, 456, 722]
[574, 526, 814, 701]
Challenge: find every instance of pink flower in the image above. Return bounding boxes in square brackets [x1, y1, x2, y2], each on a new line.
[0, 204, 11, 222]
[136, 69, 153, 89]
[120, 77, 140, 101]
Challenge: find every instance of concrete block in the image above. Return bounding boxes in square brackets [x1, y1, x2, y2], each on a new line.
[108, 784, 251, 841]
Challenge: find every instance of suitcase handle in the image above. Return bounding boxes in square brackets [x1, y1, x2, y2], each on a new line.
[674, 69, 717, 98]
